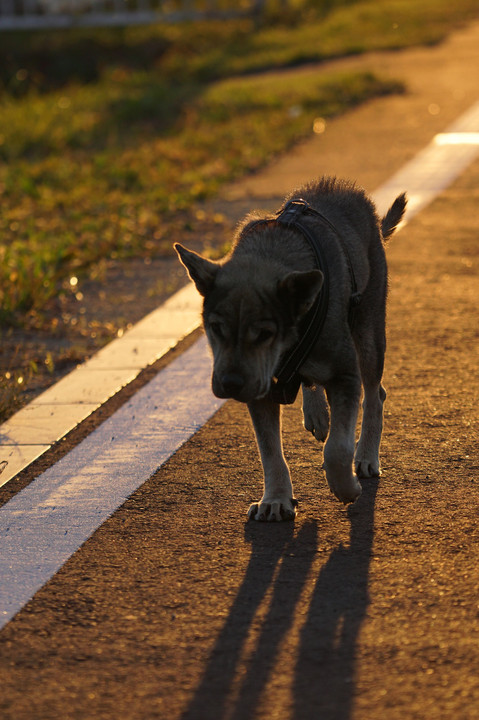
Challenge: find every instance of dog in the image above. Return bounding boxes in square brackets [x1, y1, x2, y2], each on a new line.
[175, 177, 406, 521]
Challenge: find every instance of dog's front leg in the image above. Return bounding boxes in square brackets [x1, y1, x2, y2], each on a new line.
[247, 397, 297, 522]
[323, 374, 362, 504]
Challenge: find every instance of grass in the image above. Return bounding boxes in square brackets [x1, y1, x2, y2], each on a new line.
[0, 68, 402, 322]
[1, 0, 478, 325]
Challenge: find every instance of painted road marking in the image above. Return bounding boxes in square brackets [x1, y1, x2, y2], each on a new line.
[434, 132, 479, 145]
[0, 100, 478, 629]
[0, 336, 222, 627]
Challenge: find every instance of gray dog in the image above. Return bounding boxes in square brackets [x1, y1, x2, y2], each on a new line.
[175, 177, 406, 521]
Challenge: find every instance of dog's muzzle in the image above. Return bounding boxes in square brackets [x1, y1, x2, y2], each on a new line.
[213, 372, 246, 399]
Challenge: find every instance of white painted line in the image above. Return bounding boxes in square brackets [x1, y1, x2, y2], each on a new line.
[0, 336, 223, 628]
[1, 100, 479, 629]
[0, 283, 202, 487]
[434, 132, 479, 145]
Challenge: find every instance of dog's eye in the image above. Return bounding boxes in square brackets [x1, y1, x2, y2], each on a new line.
[209, 322, 225, 340]
[255, 328, 275, 344]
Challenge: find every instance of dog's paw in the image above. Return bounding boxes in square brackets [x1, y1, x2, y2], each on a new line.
[247, 497, 298, 522]
[302, 387, 329, 442]
[303, 409, 329, 442]
[327, 475, 362, 505]
[354, 458, 381, 478]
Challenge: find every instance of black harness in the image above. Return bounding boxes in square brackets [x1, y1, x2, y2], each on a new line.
[247, 198, 361, 405]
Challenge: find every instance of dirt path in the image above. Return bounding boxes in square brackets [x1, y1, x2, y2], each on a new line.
[1, 20, 479, 720]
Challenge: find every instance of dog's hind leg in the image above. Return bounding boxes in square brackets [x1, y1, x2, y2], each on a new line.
[323, 373, 362, 504]
[355, 383, 386, 478]
[302, 385, 329, 442]
[354, 327, 387, 478]
[247, 397, 297, 522]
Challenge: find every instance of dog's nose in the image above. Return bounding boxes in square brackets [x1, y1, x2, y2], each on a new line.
[220, 372, 245, 397]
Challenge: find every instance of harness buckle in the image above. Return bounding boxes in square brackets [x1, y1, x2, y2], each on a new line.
[276, 198, 310, 225]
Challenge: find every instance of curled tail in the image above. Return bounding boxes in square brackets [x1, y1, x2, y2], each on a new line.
[381, 192, 407, 241]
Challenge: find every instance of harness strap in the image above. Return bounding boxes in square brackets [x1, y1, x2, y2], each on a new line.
[304, 205, 362, 320]
[268, 200, 330, 404]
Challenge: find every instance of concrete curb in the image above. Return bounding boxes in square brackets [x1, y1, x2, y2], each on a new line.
[0, 284, 202, 486]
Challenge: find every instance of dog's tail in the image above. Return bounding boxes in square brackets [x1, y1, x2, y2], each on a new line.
[381, 192, 407, 241]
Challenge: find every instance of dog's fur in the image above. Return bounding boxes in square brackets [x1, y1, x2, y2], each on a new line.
[175, 177, 406, 521]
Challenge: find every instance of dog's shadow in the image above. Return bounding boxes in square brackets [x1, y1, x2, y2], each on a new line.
[181, 478, 379, 720]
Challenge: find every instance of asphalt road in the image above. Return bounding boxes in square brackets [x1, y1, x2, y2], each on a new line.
[1, 20, 479, 720]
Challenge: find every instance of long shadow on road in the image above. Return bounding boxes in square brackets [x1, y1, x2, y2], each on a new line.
[181, 478, 379, 720]
[292, 478, 379, 720]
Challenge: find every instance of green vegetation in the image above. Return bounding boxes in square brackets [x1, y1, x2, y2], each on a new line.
[0, 0, 478, 325]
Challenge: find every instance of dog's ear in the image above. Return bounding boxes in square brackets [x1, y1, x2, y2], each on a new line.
[278, 269, 324, 319]
[174, 243, 219, 297]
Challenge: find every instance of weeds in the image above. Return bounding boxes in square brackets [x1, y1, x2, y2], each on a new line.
[0, 345, 40, 421]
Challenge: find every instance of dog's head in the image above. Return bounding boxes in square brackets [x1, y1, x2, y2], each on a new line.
[175, 243, 323, 402]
